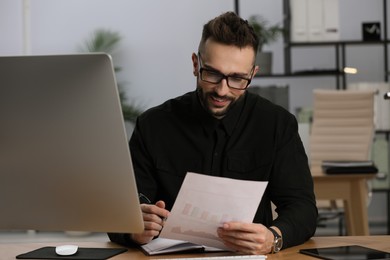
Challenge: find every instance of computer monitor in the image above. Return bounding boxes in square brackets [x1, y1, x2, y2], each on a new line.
[0, 53, 144, 233]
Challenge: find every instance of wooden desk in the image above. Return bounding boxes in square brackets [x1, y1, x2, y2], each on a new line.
[1, 236, 389, 259]
[311, 167, 376, 236]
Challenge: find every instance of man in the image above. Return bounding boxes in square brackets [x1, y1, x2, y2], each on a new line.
[109, 11, 317, 255]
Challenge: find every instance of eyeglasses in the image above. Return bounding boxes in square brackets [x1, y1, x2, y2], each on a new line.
[198, 53, 254, 90]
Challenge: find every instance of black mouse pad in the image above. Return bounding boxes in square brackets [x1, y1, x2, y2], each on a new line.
[16, 246, 127, 259]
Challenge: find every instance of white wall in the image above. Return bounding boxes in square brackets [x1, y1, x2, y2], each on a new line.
[0, 0, 23, 55]
[1, 0, 234, 110]
[0, 0, 388, 114]
[0, 0, 388, 231]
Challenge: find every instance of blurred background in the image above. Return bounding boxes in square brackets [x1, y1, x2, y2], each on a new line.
[0, 0, 388, 239]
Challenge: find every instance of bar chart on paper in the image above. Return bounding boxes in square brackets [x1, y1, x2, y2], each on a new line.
[160, 172, 268, 249]
[170, 198, 243, 242]
[181, 202, 231, 224]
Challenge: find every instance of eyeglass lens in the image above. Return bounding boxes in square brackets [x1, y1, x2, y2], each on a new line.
[197, 53, 252, 90]
[200, 69, 249, 89]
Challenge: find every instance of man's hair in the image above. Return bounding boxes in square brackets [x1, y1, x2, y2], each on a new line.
[199, 12, 259, 54]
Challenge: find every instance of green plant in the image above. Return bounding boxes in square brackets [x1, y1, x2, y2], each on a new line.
[248, 15, 284, 52]
[78, 29, 143, 123]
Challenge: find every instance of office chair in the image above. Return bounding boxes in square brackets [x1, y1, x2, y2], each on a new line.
[309, 89, 375, 235]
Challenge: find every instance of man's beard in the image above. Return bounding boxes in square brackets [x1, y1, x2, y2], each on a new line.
[196, 86, 236, 118]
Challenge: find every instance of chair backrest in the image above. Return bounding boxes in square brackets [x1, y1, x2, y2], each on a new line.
[309, 89, 375, 168]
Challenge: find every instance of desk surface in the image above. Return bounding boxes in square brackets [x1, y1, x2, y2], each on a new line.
[1, 236, 389, 259]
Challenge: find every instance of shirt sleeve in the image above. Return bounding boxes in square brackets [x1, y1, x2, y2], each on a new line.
[129, 116, 159, 201]
[269, 113, 318, 248]
[107, 232, 139, 247]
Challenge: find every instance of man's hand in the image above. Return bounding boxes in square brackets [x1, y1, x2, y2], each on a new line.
[217, 222, 279, 255]
[131, 200, 169, 245]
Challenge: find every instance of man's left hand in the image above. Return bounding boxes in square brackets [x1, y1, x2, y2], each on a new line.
[217, 222, 276, 255]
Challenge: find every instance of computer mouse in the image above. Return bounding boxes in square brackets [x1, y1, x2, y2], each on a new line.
[55, 244, 79, 256]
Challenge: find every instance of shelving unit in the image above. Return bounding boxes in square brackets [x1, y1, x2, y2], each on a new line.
[284, 0, 388, 89]
[234, 0, 389, 89]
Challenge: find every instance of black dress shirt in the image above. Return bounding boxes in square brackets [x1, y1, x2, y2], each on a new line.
[109, 90, 317, 249]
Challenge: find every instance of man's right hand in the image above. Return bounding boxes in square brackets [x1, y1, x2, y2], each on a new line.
[131, 200, 169, 245]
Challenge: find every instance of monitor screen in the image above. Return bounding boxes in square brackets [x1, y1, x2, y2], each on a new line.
[0, 54, 144, 233]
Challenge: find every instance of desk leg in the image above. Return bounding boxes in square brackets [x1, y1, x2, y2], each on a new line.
[343, 179, 370, 235]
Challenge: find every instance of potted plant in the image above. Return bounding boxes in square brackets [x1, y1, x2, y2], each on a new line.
[248, 15, 284, 75]
[78, 29, 143, 123]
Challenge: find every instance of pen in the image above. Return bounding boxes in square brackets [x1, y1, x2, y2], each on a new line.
[138, 193, 152, 204]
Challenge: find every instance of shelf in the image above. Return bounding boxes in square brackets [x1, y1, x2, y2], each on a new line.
[254, 70, 344, 78]
[289, 40, 390, 47]
[376, 130, 390, 136]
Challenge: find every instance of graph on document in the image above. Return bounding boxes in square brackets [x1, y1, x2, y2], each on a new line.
[181, 202, 233, 225]
[159, 172, 268, 248]
[166, 188, 255, 241]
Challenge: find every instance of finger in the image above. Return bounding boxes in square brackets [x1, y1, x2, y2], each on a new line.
[155, 200, 165, 209]
[143, 219, 164, 232]
[222, 221, 268, 234]
[155, 200, 169, 220]
[141, 205, 167, 220]
[140, 202, 169, 230]
[142, 211, 165, 226]
[218, 226, 267, 245]
[222, 222, 258, 233]
[141, 202, 169, 219]
[218, 228, 255, 243]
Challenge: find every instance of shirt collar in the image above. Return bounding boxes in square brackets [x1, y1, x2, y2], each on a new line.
[191, 90, 246, 137]
[220, 91, 246, 136]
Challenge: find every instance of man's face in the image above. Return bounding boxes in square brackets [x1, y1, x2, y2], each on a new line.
[192, 40, 258, 119]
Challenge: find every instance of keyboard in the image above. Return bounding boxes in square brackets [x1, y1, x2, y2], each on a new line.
[152, 255, 267, 260]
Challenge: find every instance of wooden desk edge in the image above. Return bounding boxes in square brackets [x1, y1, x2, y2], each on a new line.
[1, 236, 389, 259]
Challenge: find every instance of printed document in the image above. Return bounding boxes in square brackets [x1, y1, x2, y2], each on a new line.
[159, 172, 268, 250]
